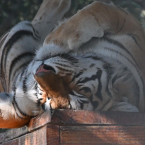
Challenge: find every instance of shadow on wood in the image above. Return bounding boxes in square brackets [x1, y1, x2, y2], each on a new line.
[0, 110, 145, 145]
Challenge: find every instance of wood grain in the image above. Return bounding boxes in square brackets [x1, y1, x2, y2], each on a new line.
[2, 126, 47, 145]
[60, 126, 145, 145]
[2, 139, 19, 145]
[1, 110, 145, 145]
[0, 126, 28, 144]
[28, 111, 51, 132]
[51, 110, 145, 125]
[47, 125, 59, 145]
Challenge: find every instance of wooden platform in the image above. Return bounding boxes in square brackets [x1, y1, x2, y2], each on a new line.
[0, 110, 145, 145]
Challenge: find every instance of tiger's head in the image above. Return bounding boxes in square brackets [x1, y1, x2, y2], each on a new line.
[32, 43, 110, 111]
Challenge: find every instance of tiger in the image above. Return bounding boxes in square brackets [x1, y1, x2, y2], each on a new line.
[0, 0, 145, 129]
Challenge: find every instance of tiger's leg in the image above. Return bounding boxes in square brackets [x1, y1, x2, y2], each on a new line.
[44, 1, 145, 51]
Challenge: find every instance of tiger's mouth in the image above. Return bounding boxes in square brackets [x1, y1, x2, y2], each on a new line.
[36, 64, 56, 75]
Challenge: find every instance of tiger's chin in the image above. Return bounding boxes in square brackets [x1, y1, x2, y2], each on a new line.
[35, 64, 71, 109]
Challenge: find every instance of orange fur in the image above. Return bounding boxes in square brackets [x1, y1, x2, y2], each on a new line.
[35, 71, 71, 109]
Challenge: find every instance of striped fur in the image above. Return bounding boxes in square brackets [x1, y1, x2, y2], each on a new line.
[0, 0, 71, 128]
[0, 21, 44, 117]
[35, 1, 145, 112]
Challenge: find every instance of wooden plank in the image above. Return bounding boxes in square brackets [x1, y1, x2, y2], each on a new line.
[51, 110, 145, 125]
[60, 126, 145, 145]
[28, 112, 51, 132]
[2, 126, 47, 145]
[0, 126, 28, 143]
[47, 125, 60, 145]
[2, 139, 19, 145]
[0, 132, 6, 144]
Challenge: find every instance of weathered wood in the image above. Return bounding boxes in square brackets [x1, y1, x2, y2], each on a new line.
[51, 110, 145, 125]
[0, 126, 28, 143]
[60, 126, 145, 145]
[0, 132, 6, 144]
[1, 110, 145, 145]
[2, 126, 47, 145]
[28, 112, 51, 132]
[47, 125, 59, 145]
[2, 139, 19, 145]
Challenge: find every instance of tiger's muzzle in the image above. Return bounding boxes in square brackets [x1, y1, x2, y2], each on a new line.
[34, 64, 71, 109]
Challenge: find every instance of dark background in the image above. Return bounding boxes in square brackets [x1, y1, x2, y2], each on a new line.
[0, 0, 145, 36]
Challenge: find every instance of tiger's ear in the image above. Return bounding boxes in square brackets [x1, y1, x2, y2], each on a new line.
[0, 93, 30, 128]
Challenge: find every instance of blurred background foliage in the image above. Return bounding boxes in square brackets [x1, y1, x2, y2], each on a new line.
[0, 0, 145, 36]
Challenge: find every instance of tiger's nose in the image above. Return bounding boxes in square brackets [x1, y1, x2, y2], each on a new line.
[35, 64, 56, 75]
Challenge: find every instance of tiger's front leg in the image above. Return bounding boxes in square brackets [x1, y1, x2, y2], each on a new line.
[44, 1, 144, 51]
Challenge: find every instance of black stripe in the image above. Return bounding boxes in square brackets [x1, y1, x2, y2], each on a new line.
[13, 83, 28, 118]
[84, 56, 101, 60]
[0, 32, 10, 91]
[10, 61, 31, 88]
[75, 71, 83, 78]
[92, 101, 99, 110]
[34, 83, 38, 99]
[70, 91, 86, 99]
[0, 73, 7, 92]
[79, 87, 91, 93]
[25, 22, 40, 39]
[55, 62, 72, 68]
[1, 30, 36, 78]
[56, 66, 72, 72]
[95, 70, 103, 101]
[76, 69, 103, 101]
[103, 63, 114, 102]
[90, 64, 95, 67]
[70, 71, 83, 84]
[59, 54, 78, 63]
[23, 76, 27, 94]
[0, 32, 9, 49]
[9, 52, 34, 84]
[103, 36, 138, 68]
[77, 69, 102, 84]
[127, 34, 144, 53]
[70, 75, 76, 84]
[112, 75, 120, 85]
